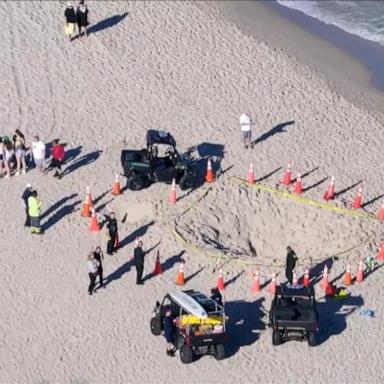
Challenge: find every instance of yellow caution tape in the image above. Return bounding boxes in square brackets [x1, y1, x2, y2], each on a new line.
[232, 177, 378, 220]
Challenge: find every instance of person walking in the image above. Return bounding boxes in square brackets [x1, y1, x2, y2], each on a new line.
[77, 0, 89, 37]
[3, 137, 14, 178]
[21, 183, 33, 227]
[285, 246, 298, 285]
[87, 252, 100, 295]
[50, 139, 65, 179]
[134, 239, 146, 285]
[240, 112, 252, 149]
[31, 136, 46, 174]
[106, 211, 118, 255]
[64, 1, 77, 40]
[28, 190, 43, 234]
[13, 129, 27, 175]
[94, 246, 104, 288]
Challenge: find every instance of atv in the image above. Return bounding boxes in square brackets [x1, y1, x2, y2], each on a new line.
[269, 285, 319, 346]
[121, 130, 197, 191]
[150, 290, 228, 364]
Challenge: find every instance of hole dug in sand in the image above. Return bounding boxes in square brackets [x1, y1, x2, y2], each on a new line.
[175, 181, 382, 264]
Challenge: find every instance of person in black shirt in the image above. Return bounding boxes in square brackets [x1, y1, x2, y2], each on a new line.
[77, 0, 89, 38]
[134, 239, 146, 285]
[285, 246, 298, 285]
[210, 287, 223, 307]
[64, 2, 77, 40]
[94, 246, 104, 288]
[106, 212, 118, 255]
[164, 310, 176, 357]
[21, 183, 33, 227]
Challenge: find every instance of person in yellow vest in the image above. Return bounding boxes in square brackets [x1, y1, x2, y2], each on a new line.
[28, 190, 43, 234]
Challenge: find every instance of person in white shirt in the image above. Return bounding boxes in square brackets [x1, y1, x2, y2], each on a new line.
[240, 112, 252, 149]
[31, 135, 46, 173]
[87, 252, 100, 295]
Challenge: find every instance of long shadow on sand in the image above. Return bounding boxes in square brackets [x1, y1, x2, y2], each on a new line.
[225, 298, 266, 358]
[88, 12, 129, 35]
[251, 120, 295, 147]
[118, 220, 156, 249]
[62, 150, 102, 177]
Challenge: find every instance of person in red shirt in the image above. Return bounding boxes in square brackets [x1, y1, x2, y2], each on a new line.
[50, 139, 65, 179]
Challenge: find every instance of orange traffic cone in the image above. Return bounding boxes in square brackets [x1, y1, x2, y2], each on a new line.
[86, 186, 94, 207]
[89, 208, 100, 232]
[323, 176, 335, 201]
[344, 263, 352, 286]
[247, 162, 255, 184]
[112, 173, 122, 195]
[268, 273, 277, 295]
[217, 268, 225, 291]
[378, 202, 384, 221]
[294, 172, 303, 194]
[281, 162, 292, 186]
[205, 158, 215, 183]
[356, 259, 364, 283]
[321, 265, 329, 291]
[292, 271, 298, 287]
[303, 267, 310, 287]
[176, 263, 185, 285]
[81, 194, 91, 217]
[169, 178, 177, 204]
[153, 250, 162, 275]
[377, 242, 384, 262]
[352, 186, 363, 209]
[251, 270, 261, 293]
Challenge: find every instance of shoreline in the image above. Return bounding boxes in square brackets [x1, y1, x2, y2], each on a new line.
[204, 0, 384, 121]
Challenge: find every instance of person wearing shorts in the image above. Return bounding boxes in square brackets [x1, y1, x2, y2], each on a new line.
[31, 135, 46, 174]
[240, 112, 252, 149]
[50, 139, 65, 178]
[13, 129, 27, 175]
[64, 2, 77, 40]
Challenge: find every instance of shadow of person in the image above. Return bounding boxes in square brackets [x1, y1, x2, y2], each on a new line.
[41, 193, 78, 220]
[62, 150, 102, 177]
[252, 120, 295, 147]
[225, 297, 266, 358]
[309, 257, 335, 286]
[118, 220, 156, 249]
[316, 294, 364, 345]
[41, 198, 81, 231]
[103, 259, 135, 288]
[88, 12, 129, 35]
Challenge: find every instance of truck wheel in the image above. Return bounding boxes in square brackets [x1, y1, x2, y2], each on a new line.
[150, 317, 162, 336]
[213, 344, 225, 360]
[179, 176, 195, 190]
[180, 345, 194, 364]
[272, 330, 282, 346]
[127, 175, 144, 191]
[308, 331, 317, 347]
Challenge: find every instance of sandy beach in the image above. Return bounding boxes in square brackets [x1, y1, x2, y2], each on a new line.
[1, 1, 384, 383]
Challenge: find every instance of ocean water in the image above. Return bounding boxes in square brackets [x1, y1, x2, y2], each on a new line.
[276, 0, 384, 46]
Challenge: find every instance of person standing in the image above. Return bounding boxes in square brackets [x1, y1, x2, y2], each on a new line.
[64, 1, 77, 41]
[106, 212, 118, 255]
[0, 138, 5, 177]
[13, 129, 27, 175]
[240, 112, 252, 149]
[77, 0, 89, 37]
[31, 136, 46, 174]
[28, 190, 43, 234]
[164, 310, 177, 357]
[21, 183, 33, 227]
[87, 252, 100, 295]
[134, 239, 146, 285]
[3, 137, 14, 178]
[94, 246, 104, 288]
[50, 139, 65, 179]
[285, 246, 298, 285]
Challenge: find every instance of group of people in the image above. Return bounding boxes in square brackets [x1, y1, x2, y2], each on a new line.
[1, 131, 66, 179]
[64, 1, 89, 41]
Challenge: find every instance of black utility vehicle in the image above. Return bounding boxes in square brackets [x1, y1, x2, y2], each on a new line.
[121, 130, 197, 191]
[150, 290, 227, 364]
[269, 286, 319, 346]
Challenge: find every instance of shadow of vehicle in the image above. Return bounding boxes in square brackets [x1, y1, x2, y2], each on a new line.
[225, 297, 266, 358]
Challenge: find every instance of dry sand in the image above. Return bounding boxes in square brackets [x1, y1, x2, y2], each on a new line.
[1, 1, 384, 383]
